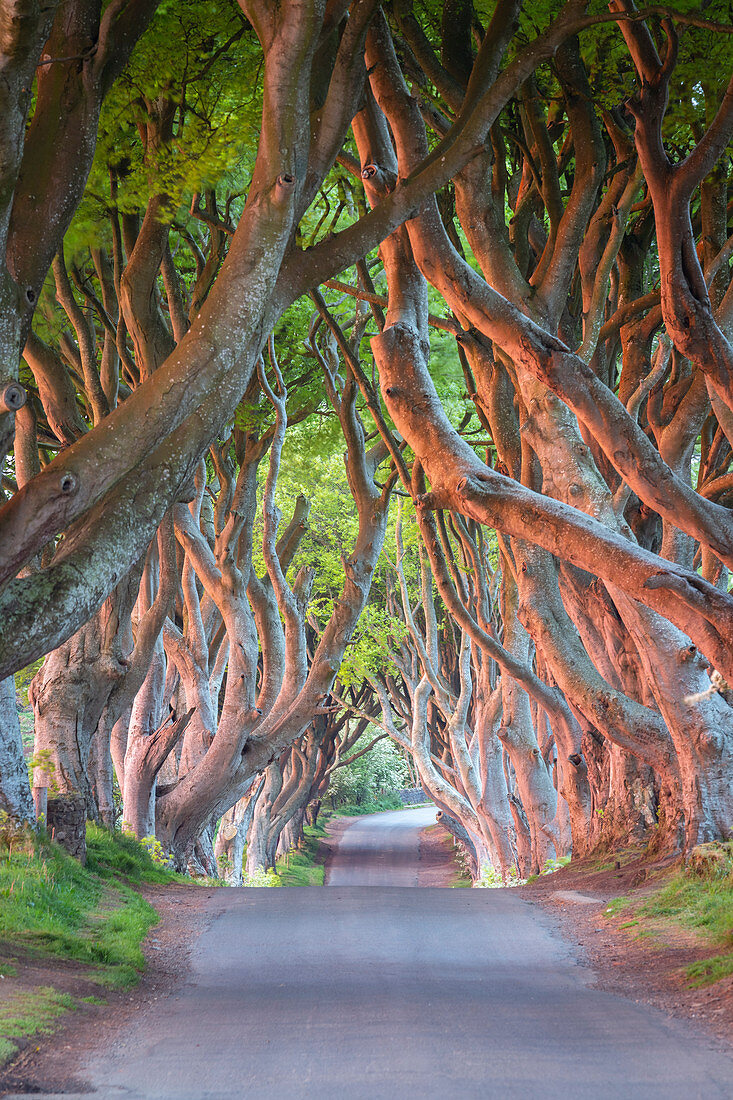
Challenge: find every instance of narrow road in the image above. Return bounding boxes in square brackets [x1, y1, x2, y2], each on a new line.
[9, 810, 733, 1100]
[326, 805, 437, 885]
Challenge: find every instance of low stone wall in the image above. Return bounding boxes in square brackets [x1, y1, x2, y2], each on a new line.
[398, 787, 429, 806]
[46, 795, 87, 864]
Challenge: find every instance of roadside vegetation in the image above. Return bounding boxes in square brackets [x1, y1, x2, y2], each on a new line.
[326, 794, 405, 818]
[0, 817, 196, 1067]
[0, 987, 75, 1067]
[0, 819, 182, 987]
[325, 734, 411, 818]
[276, 822, 329, 887]
[602, 843, 733, 987]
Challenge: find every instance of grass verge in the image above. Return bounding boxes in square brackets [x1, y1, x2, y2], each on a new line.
[328, 794, 404, 817]
[276, 822, 328, 887]
[0, 987, 75, 1066]
[604, 842, 733, 987]
[0, 824, 183, 989]
[0, 822, 191, 1068]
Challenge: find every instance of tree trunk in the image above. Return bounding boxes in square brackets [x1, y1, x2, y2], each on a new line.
[0, 677, 34, 823]
[29, 617, 116, 818]
[245, 763, 282, 878]
[122, 642, 167, 838]
[213, 776, 263, 885]
[498, 572, 557, 873]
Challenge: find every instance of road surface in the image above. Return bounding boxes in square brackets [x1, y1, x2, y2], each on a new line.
[326, 805, 437, 885]
[8, 806, 733, 1100]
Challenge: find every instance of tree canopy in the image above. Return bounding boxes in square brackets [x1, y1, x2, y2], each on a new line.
[0, 0, 732, 878]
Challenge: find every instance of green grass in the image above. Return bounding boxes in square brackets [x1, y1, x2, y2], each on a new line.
[85, 824, 189, 885]
[603, 895, 631, 918]
[0, 823, 208, 1069]
[331, 794, 404, 817]
[636, 871, 733, 945]
[0, 986, 75, 1066]
[605, 843, 733, 988]
[686, 953, 733, 987]
[0, 824, 183, 989]
[276, 823, 327, 887]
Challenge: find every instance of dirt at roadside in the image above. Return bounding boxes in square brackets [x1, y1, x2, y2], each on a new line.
[519, 857, 733, 1049]
[319, 815, 354, 885]
[418, 822, 464, 886]
[0, 883, 222, 1096]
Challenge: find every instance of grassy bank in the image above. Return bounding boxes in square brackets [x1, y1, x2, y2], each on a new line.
[0, 986, 76, 1066]
[603, 842, 733, 987]
[276, 822, 329, 886]
[0, 823, 182, 988]
[0, 821, 186, 1068]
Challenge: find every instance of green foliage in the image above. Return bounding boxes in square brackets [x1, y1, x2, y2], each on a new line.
[14, 660, 42, 708]
[72, 0, 260, 246]
[242, 867, 281, 887]
[543, 855, 572, 874]
[475, 865, 526, 888]
[87, 824, 182, 885]
[0, 986, 75, 1068]
[117, 824, 174, 870]
[327, 733, 410, 809]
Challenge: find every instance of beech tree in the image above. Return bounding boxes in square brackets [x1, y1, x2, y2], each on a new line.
[1, 0, 732, 874]
[352, 2, 733, 852]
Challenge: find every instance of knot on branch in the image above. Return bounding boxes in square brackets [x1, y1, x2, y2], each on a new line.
[415, 492, 439, 511]
[360, 163, 398, 193]
[59, 472, 77, 496]
[678, 643, 698, 663]
[0, 381, 26, 412]
[274, 174, 297, 202]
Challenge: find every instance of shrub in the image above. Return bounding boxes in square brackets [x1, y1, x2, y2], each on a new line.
[242, 867, 281, 887]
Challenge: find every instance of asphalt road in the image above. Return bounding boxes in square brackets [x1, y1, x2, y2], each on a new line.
[9, 806, 733, 1100]
[326, 805, 437, 885]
